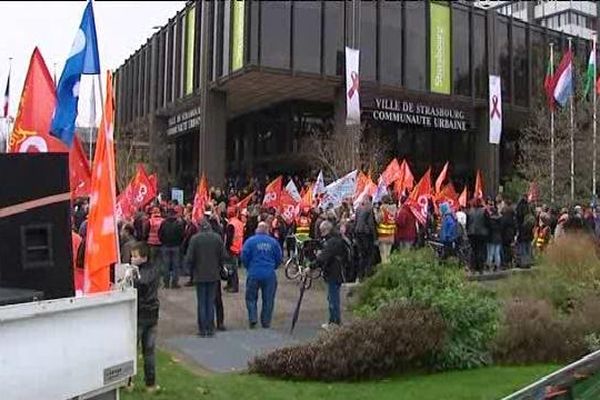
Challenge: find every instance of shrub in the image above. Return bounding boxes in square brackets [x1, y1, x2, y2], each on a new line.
[353, 249, 500, 371]
[249, 303, 446, 381]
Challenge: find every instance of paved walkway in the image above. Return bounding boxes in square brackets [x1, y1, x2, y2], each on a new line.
[157, 269, 354, 372]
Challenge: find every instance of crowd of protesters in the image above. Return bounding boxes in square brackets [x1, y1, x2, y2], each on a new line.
[69, 175, 600, 392]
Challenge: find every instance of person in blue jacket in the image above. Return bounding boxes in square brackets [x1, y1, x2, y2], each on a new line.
[439, 202, 459, 258]
[241, 221, 283, 329]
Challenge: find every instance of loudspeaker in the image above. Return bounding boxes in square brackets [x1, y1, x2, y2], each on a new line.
[0, 153, 74, 301]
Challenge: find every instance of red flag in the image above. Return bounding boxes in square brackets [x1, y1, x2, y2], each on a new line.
[380, 158, 402, 186]
[8, 48, 63, 153]
[236, 191, 255, 211]
[148, 174, 158, 194]
[192, 174, 209, 223]
[280, 190, 299, 224]
[435, 161, 449, 194]
[435, 182, 459, 211]
[85, 71, 119, 294]
[394, 160, 415, 196]
[474, 170, 484, 200]
[117, 164, 157, 221]
[459, 186, 468, 208]
[69, 135, 92, 199]
[407, 168, 432, 226]
[263, 176, 283, 210]
[544, 55, 555, 109]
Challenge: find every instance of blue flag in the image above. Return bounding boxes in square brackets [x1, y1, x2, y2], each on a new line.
[51, 1, 100, 147]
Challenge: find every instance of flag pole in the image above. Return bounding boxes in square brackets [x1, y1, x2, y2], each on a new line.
[5, 57, 12, 152]
[550, 42, 555, 204]
[569, 37, 575, 202]
[593, 33, 597, 198]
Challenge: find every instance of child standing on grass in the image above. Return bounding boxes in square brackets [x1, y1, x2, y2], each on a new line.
[130, 241, 161, 393]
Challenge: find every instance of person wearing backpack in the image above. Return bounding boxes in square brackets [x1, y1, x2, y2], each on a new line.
[313, 220, 346, 330]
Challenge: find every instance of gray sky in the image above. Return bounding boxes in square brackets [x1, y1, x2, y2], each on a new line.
[0, 1, 186, 126]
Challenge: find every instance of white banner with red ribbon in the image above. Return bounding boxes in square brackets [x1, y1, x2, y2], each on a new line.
[489, 75, 502, 145]
[345, 47, 361, 126]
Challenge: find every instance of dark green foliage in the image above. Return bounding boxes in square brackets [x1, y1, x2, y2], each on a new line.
[354, 249, 500, 371]
[249, 303, 446, 381]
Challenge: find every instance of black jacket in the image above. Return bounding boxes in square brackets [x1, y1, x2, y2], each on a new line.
[134, 261, 160, 325]
[185, 227, 226, 283]
[500, 208, 517, 245]
[467, 207, 489, 237]
[133, 212, 150, 242]
[158, 216, 185, 247]
[355, 205, 376, 237]
[487, 214, 503, 244]
[315, 232, 345, 284]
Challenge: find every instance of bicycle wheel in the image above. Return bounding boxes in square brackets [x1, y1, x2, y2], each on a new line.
[285, 258, 301, 280]
[308, 267, 322, 280]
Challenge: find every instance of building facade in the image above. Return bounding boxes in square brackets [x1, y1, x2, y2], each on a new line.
[114, 0, 590, 198]
[475, 1, 599, 40]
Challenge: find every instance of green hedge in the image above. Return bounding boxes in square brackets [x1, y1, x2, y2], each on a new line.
[354, 249, 500, 371]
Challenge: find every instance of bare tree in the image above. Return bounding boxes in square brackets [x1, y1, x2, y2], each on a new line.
[517, 60, 595, 205]
[300, 123, 393, 179]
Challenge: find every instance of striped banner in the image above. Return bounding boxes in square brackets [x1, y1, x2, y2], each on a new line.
[185, 6, 196, 95]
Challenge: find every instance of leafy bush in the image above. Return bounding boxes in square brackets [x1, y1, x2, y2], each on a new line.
[249, 303, 446, 381]
[494, 237, 600, 364]
[354, 249, 500, 371]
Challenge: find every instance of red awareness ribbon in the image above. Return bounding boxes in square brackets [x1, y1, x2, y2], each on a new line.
[490, 95, 501, 119]
[347, 71, 359, 99]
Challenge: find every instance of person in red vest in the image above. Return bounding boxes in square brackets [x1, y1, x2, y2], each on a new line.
[147, 207, 164, 273]
[224, 206, 244, 293]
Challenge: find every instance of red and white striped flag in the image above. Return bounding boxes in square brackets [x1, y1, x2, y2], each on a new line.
[2, 67, 9, 118]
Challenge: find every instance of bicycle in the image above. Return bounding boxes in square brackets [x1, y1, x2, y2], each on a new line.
[284, 235, 321, 289]
[427, 237, 471, 269]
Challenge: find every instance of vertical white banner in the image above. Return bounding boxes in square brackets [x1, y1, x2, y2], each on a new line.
[489, 75, 502, 144]
[345, 46, 361, 125]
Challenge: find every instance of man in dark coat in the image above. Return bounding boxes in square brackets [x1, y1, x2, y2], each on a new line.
[354, 196, 376, 280]
[314, 220, 346, 329]
[500, 201, 517, 269]
[185, 220, 227, 337]
[467, 198, 489, 273]
[158, 208, 185, 288]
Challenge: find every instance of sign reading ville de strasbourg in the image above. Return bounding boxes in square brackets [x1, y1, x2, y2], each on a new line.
[370, 98, 469, 131]
[167, 106, 201, 136]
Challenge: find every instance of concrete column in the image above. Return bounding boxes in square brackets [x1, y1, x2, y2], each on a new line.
[201, 90, 227, 184]
[473, 107, 499, 198]
[148, 115, 170, 195]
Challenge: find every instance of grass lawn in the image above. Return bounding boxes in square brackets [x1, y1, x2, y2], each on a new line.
[122, 351, 558, 400]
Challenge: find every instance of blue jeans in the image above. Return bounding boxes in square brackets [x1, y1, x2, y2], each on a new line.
[245, 274, 277, 328]
[327, 281, 342, 325]
[161, 246, 181, 287]
[195, 282, 218, 335]
[486, 243, 502, 268]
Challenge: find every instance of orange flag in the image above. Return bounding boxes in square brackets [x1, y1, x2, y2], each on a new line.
[474, 170, 484, 199]
[380, 158, 402, 186]
[459, 186, 468, 208]
[408, 168, 432, 226]
[435, 161, 449, 194]
[263, 176, 283, 210]
[300, 184, 313, 208]
[84, 71, 119, 294]
[236, 191, 255, 211]
[192, 174, 209, 222]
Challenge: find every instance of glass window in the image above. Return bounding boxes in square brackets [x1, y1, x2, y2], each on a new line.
[453, 6, 470, 96]
[379, 1, 402, 86]
[473, 13, 487, 98]
[157, 32, 165, 109]
[530, 28, 545, 101]
[323, 1, 344, 76]
[249, 0, 259, 65]
[293, 1, 321, 74]
[497, 18, 510, 103]
[513, 24, 528, 106]
[404, 1, 426, 90]
[359, 1, 377, 81]
[260, 1, 291, 69]
[167, 23, 174, 103]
